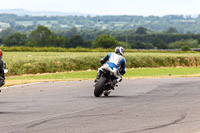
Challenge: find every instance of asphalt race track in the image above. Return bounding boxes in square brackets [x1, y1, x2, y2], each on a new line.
[1, 78, 200, 133]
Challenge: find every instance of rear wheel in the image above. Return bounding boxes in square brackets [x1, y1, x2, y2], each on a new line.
[94, 76, 106, 97]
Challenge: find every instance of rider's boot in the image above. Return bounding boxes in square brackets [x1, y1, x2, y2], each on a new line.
[111, 79, 117, 90]
[117, 76, 122, 82]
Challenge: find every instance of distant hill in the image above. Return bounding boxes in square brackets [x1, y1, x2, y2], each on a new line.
[0, 9, 90, 16]
[0, 9, 200, 33]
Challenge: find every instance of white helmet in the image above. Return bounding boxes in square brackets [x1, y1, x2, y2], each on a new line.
[115, 46, 124, 56]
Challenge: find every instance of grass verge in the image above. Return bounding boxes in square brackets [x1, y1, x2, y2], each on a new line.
[4, 67, 200, 87]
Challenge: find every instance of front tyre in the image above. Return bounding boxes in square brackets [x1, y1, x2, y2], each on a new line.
[94, 76, 106, 97]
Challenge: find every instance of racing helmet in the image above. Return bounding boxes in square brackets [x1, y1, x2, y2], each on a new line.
[115, 46, 124, 56]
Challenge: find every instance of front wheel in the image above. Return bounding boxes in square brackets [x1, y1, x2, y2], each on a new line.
[94, 76, 106, 97]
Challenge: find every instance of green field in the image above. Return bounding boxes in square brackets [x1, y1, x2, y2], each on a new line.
[5, 67, 200, 86]
[3, 52, 200, 76]
[16, 20, 58, 26]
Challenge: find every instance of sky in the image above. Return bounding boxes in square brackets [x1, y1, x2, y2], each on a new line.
[1, 0, 200, 16]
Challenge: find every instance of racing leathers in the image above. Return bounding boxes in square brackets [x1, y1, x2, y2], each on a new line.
[96, 52, 126, 83]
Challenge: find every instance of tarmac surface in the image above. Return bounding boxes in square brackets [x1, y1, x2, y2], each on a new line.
[1, 78, 200, 133]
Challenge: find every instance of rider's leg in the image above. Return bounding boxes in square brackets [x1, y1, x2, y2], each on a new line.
[112, 68, 122, 82]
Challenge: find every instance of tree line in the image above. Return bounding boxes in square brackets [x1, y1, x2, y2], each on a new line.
[0, 25, 200, 50]
[0, 26, 92, 48]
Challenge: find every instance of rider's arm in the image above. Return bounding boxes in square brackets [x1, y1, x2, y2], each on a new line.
[100, 53, 111, 65]
[120, 58, 126, 75]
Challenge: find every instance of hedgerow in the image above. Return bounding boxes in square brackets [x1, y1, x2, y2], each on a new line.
[3, 52, 200, 76]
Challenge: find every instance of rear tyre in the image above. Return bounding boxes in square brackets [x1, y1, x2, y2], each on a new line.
[94, 76, 106, 97]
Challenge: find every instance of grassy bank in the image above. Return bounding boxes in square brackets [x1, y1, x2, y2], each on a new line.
[7, 67, 200, 80]
[4, 67, 200, 86]
[4, 52, 200, 76]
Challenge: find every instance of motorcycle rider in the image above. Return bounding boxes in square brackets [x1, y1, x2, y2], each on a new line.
[95, 46, 126, 86]
[0, 49, 5, 88]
